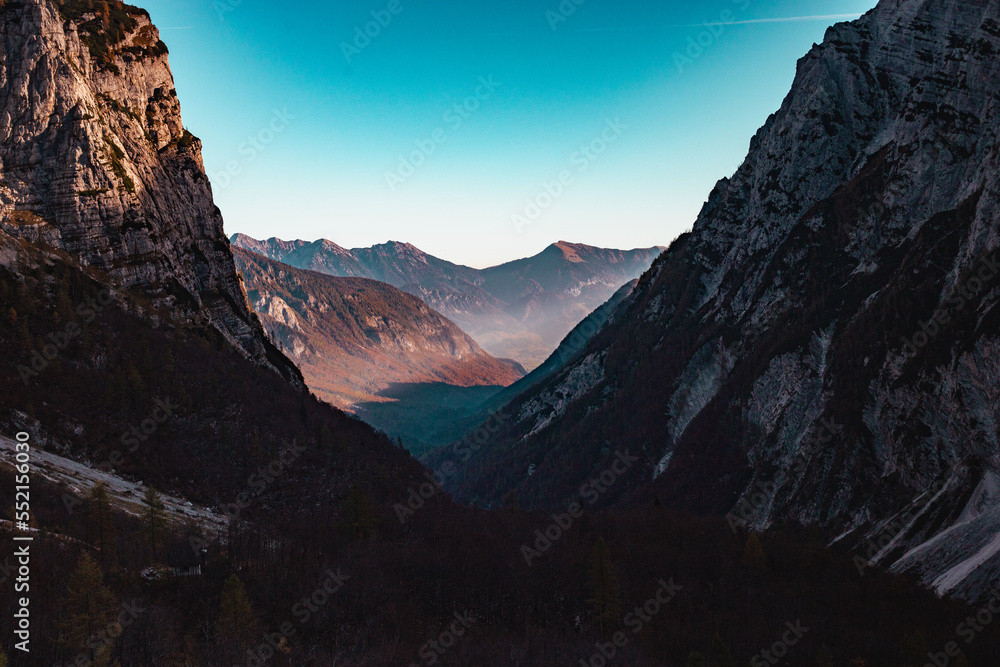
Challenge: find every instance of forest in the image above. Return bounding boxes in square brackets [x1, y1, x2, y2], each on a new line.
[0, 239, 998, 665]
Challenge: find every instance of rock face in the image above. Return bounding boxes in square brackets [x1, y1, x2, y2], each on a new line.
[0, 0, 293, 377]
[446, 0, 1000, 600]
[232, 234, 663, 369]
[234, 247, 525, 408]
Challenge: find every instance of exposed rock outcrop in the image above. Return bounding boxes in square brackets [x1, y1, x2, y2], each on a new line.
[445, 0, 1000, 601]
[0, 0, 294, 377]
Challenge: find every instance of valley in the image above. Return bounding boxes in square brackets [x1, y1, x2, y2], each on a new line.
[3, 0, 1000, 664]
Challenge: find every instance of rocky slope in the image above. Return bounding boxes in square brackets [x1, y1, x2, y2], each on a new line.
[232, 233, 662, 369]
[444, 0, 1000, 601]
[0, 0, 293, 377]
[234, 247, 524, 408]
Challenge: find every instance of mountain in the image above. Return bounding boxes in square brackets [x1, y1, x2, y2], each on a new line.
[233, 246, 524, 409]
[4, 2, 1000, 664]
[231, 233, 663, 369]
[440, 0, 1000, 602]
[0, 0, 295, 380]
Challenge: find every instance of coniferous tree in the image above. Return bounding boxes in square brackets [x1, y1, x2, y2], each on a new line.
[707, 634, 735, 667]
[89, 483, 117, 570]
[744, 533, 766, 570]
[217, 575, 257, 655]
[586, 537, 621, 633]
[140, 486, 166, 559]
[900, 631, 929, 667]
[60, 552, 118, 666]
[686, 652, 706, 667]
[341, 484, 376, 541]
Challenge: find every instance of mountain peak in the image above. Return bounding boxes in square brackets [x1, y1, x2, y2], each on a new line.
[551, 240, 588, 263]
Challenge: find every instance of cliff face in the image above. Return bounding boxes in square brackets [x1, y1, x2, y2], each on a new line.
[447, 0, 1000, 600]
[0, 0, 293, 376]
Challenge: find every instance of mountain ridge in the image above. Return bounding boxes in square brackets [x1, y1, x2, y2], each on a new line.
[231, 233, 663, 368]
[439, 0, 1000, 602]
[233, 246, 525, 409]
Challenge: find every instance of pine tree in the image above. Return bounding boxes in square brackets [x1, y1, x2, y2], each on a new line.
[125, 361, 147, 406]
[744, 533, 766, 570]
[900, 631, 929, 667]
[217, 575, 257, 653]
[140, 486, 166, 558]
[60, 552, 118, 666]
[586, 537, 621, 633]
[250, 433, 263, 464]
[97, 0, 110, 29]
[320, 424, 334, 450]
[707, 634, 735, 667]
[686, 652, 706, 667]
[341, 484, 376, 541]
[502, 490, 521, 513]
[55, 283, 74, 322]
[89, 483, 117, 570]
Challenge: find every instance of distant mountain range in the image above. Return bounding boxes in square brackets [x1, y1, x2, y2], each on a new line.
[231, 234, 663, 369]
[234, 247, 524, 409]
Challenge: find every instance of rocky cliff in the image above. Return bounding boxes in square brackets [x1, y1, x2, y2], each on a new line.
[0, 0, 293, 377]
[446, 0, 1000, 601]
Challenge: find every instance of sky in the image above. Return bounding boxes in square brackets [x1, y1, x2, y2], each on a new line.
[139, 0, 878, 269]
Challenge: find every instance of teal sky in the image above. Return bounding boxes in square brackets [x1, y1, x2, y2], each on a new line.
[139, 0, 878, 268]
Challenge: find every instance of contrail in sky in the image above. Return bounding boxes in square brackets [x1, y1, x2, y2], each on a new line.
[483, 13, 863, 36]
